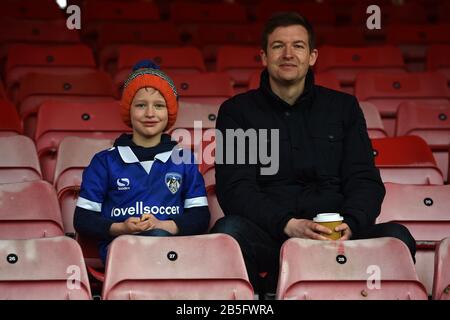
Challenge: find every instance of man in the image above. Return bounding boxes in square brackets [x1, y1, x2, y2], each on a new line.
[211, 12, 415, 294]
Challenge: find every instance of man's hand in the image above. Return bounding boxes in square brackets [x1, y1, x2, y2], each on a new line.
[335, 223, 352, 240]
[284, 218, 333, 240]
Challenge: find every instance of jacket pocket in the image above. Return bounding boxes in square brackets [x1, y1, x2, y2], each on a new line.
[310, 123, 344, 176]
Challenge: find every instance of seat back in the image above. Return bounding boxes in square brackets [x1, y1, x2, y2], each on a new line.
[0, 180, 64, 239]
[0, 99, 22, 136]
[316, 46, 406, 86]
[396, 102, 450, 180]
[114, 45, 206, 91]
[168, 102, 219, 151]
[0, 237, 91, 299]
[433, 238, 450, 300]
[206, 185, 224, 232]
[17, 71, 116, 137]
[359, 101, 387, 138]
[54, 137, 113, 235]
[216, 46, 262, 86]
[102, 234, 254, 300]
[427, 45, 450, 82]
[6, 44, 96, 101]
[0, 135, 41, 183]
[379, 183, 450, 242]
[171, 73, 234, 107]
[371, 136, 444, 184]
[277, 237, 427, 300]
[355, 72, 449, 117]
[35, 101, 129, 182]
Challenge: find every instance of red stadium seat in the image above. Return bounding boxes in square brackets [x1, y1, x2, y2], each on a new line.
[35, 101, 130, 182]
[170, 3, 247, 24]
[433, 237, 450, 300]
[359, 101, 388, 138]
[114, 46, 206, 92]
[54, 137, 113, 236]
[277, 238, 427, 300]
[396, 102, 450, 181]
[355, 72, 449, 135]
[255, 3, 336, 25]
[248, 69, 263, 90]
[200, 161, 216, 190]
[0, 19, 79, 47]
[0, 135, 41, 183]
[316, 46, 406, 90]
[372, 136, 444, 184]
[427, 45, 450, 84]
[98, 22, 181, 75]
[81, 0, 160, 41]
[206, 184, 224, 232]
[379, 182, 450, 295]
[167, 102, 218, 152]
[196, 24, 262, 61]
[315, 26, 365, 47]
[351, 3, 428, 26]
[76, 233, 105, 284]
[0, 180, 64, 239]
[379, 183, 450, 243]
[5, 44, 96, 102]
[0, 99, 22, 136]
[216, 46, 262, 86]
[83, 1, 159, 22]
[0, 19, 80, 68]
[0, 237, 91, 299]
[102, 234, 254, 300]
[386, 24, 450, 72]
[315, 71, 342, 91]
[171, 72, 234, 106]
[0, 80, 6, 99]
[0, 0, 64, 20]
[17, 71, 116, 137]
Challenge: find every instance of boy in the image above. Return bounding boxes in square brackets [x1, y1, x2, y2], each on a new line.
[74, 60, 210, 263]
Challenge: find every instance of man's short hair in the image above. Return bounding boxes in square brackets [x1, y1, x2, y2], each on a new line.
[261, 11, 316, 52]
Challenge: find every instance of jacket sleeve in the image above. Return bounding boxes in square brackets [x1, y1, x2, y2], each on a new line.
[340, 96, 385, 235]
[215, 99, 295, 241]
[172, 151, 210, 235]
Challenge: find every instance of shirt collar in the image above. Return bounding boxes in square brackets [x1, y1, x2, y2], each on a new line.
[117, 146, 175, 163]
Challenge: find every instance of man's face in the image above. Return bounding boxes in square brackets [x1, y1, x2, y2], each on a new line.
[261, 25, 318, 85]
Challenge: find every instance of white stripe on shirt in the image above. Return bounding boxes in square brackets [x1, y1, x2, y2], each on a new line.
[76, 196, 102, 212]
[184, 196, 208, 209]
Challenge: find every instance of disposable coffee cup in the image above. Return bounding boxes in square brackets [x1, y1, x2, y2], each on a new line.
[313, 213, 344, 240]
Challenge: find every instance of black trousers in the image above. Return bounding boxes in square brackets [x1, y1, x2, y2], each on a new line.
[210, 215, 416, 294]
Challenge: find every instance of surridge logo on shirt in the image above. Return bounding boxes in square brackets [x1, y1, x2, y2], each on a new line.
[116, 178, 130, 191]
[165, 173, 182, 194]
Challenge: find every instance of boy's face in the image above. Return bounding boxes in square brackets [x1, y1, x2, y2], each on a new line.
[261, 25, 318, 85]
[130, 87, 168, 140]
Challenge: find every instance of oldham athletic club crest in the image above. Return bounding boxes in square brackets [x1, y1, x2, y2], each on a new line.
[165, 173, 182, 194]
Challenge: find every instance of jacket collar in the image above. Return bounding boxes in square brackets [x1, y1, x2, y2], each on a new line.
[259, 67, 315, 110]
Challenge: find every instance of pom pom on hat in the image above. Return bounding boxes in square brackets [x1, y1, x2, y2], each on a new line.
[121, 59, 178, 130]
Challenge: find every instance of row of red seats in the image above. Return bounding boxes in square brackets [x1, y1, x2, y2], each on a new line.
[2, 18, 449, 66]
[2, 44, 449, 97]
[0, 177, 449, 299]
[2, 39, 450, 80]
[0, 134, 448, 236]
[3, 234, 449, 300]
[2, 0, 449, 25]
[1, 97, 449, 182]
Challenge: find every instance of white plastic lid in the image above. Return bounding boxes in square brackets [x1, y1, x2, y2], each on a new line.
[313, 213, 344, 223]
